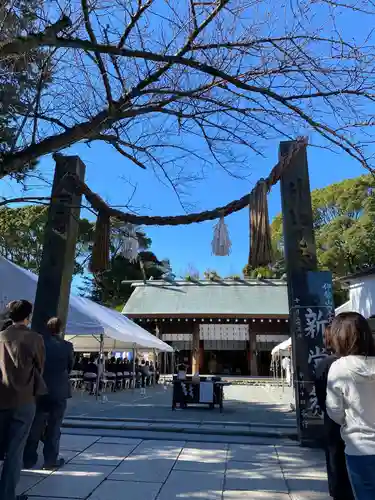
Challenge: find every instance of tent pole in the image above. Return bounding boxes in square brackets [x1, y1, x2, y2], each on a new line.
[153, 349, 156, 387]
[96, 334, 104, 401]
[132, 345, 136, 392]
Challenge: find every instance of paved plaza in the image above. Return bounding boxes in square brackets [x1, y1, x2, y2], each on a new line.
[2, 383, 330, 500]
[13, 432, 329, 500]
[66, 384, 296, 428]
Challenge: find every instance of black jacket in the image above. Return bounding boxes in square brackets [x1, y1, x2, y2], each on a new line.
[315, 354, 342, 441]
[314, 354, 354, 500]
[43, 335, 74, 401]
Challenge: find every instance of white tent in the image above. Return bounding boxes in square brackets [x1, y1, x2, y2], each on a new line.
[65, 297, 173, 352]
[335, 300, 352, 315]
[271, 337, 291, 358]
[0, 256, 173, 353]
[270, 337, 291, 382]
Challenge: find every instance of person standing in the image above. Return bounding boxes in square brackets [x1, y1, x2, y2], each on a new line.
[140, 359, 149, 396]
[208, 355, 217, 375]
[327, 312, 375, 500]
[149, 361, 155, 385]
[155, 361, 160, 384]
[314, 324, 354, 500]
[0, 300, 46, 500]
[281, 356, 291, 386]
[24, 317, 73, 470]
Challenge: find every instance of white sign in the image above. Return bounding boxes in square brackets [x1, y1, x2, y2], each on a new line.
[199, 381, 214, 403]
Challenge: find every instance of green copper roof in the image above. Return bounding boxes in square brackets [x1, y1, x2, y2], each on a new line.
[122, 280, 288, 317]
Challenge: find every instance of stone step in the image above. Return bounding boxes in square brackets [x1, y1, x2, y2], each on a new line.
[160, 375, 286, 386]
[65, 415, 296, 429]
[62, 417, 298, 440]
[61, 427, 299, 446]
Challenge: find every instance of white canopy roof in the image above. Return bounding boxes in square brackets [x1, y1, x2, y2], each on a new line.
[335, 300, 352, 315]
[0, 257, 173, 352]
[271, 337, 291, 357]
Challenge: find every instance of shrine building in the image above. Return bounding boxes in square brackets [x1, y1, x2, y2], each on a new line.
[122, 279, 289, 376]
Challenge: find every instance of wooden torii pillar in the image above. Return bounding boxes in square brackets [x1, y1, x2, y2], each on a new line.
[191, 322, 200, 374]
[280, 140, 334, 446]
[32, 155, 85, 336]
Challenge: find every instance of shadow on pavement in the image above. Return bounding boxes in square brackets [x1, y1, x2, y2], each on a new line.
[15, 434, 328, 500]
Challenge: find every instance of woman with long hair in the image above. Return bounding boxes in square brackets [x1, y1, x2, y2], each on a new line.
[315, 324, 354, 500]
[327, 312, 375, 500]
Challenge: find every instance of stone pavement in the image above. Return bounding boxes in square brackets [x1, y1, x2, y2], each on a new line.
[14, 432, 329, 500]
[66, 384, 296, 427]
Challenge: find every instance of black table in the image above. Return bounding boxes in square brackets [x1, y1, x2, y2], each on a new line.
[172, 379, 230, 412]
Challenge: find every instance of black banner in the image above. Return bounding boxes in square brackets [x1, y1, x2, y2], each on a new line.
[289, 271, 335, 443]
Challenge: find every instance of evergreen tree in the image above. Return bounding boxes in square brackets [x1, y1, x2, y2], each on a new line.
[0, 204, 93, 273]
[0, 1, 50, 178]
[83, 251, 164, 309]
[0, 203, 167, 308]
[263, 175, 375, 306]
[271, 175, 375, 277]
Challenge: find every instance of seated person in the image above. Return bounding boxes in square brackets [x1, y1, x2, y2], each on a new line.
[84, 354, 98, 394]
[155, 362, 160, 384]
[85, 354, 98, 375]
[149, 361, 155, 383]
[140, 360, 149, 395]
[116, 358, 125, 372]
[177, 363, 187, 380]
[145, 361, 151, 385]
[107, 357, 118, 373]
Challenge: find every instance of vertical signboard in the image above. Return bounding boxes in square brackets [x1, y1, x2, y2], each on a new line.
[290, 271, 335, 444]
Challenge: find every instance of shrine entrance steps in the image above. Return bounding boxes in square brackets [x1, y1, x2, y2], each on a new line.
[66, 383, 297, 440]
[63, 416, 298, 442]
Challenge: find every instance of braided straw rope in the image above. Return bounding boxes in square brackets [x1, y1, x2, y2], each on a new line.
[249, 180, 273, 267]
[64, 137, 307, 226]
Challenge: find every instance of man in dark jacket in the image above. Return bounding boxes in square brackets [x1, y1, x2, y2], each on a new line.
[0, 299, 46, 500]
[24, 317, 74, 470]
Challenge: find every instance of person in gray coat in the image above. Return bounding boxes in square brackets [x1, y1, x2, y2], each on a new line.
[23, 317, 74, 470]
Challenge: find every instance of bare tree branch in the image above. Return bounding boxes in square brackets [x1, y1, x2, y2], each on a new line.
[1, 0, 375, 194]
[81, 0, 113, 106]
[3, 36, 371, 171]
[118, 0, 153, 48]
[0, 196, 52, 207]
[319, 0, 375, 14]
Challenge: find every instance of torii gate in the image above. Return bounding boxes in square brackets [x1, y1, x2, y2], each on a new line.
[31, 140, 334, 447]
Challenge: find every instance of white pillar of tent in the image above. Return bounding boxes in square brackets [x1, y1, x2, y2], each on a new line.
[152, 349, 156, 386]
[171, 351, 175, 375]
[132, 344, 136, 391]
[96, 333, 104, 401]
